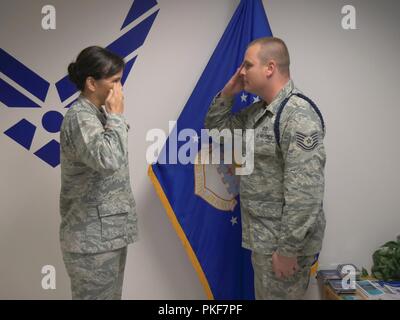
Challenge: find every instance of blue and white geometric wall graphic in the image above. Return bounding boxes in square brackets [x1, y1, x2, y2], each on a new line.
[1, 0, 159, 167]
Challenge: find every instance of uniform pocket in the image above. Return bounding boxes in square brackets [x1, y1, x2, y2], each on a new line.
[247, 200, 283, 220]
[97, 203, 130, 241]
[254, 122, 277, 156]
[245, 200, 283, 244]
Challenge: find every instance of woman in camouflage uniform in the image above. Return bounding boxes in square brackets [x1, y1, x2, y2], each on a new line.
[60, 46, 137, 299]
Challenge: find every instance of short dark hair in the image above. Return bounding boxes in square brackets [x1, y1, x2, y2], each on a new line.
[68, 46, 125, 91]
[248, 37, 290, 76]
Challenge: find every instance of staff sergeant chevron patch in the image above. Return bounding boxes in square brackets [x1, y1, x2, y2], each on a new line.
[295, 131, 319, 151]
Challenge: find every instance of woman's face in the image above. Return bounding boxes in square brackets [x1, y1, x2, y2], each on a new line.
[92, 70, 123, 105]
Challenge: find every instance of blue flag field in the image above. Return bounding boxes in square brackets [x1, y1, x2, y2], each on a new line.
[149, 0, 272, 299]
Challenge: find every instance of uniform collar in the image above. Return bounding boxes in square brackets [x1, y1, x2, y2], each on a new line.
[78, 94, 106, 118]
[265, 79, 294, 115]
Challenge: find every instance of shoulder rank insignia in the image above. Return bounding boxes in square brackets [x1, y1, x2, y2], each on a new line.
[295, 131, 319, 151]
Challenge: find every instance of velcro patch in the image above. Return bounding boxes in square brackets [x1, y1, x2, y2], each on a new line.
[295, 131, 319, 151]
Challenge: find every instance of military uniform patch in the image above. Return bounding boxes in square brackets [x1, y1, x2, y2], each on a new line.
[295, 131, 319, 151]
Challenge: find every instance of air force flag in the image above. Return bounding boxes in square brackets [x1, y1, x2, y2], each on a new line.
[149, 0, 272, 299]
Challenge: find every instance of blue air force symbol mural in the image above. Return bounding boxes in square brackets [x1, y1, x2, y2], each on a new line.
[1, 0, 159, 167]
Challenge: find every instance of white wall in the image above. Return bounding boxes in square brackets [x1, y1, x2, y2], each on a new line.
[0, 0, 399, 299]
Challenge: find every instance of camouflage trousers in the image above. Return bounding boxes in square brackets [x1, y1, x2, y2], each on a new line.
[62, 247, 127, 300]
[251, 252, 315, 300]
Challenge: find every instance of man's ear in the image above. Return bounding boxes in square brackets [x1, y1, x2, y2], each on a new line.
[265, 60, 276, 78]
[85, 76, 96, 92]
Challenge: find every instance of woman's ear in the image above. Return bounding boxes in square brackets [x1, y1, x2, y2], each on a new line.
[85, 76, 96, 92]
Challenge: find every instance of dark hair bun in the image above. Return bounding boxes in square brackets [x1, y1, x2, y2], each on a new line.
[68, 46, 125, 91]
[67, 62, 79, 86]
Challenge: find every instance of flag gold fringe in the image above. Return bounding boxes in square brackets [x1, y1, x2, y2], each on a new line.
[148, 165, 214, 299]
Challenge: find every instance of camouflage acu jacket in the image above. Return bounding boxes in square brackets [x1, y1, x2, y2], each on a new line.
[205, 80, 326, 257]
[59, 95, 137, 253]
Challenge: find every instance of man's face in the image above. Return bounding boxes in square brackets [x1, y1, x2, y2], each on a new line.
[240, 44, 267, 96]
[93, 70, 123, 105]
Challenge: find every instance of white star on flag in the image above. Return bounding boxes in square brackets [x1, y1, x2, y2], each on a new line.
[253, 96, 260, 103]
[230, 216, 238, 226]
[240, 92, 248, 102]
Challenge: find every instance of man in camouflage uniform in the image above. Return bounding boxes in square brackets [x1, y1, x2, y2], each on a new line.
[205, 37, 326, 299]
[60, 72, 137, 299]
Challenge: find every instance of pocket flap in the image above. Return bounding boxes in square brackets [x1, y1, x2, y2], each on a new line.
[246, 200, 283, 218]
[97, 202, 131, 217]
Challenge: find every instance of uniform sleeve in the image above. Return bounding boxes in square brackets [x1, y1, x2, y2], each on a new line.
[204, 93, 254, 132]
[69, 110, 129, 172]
[276, 110, 326, 257]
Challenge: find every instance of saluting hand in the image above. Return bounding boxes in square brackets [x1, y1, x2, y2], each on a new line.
[221, 63, 245, 98]
[105, 82, 124, 114]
